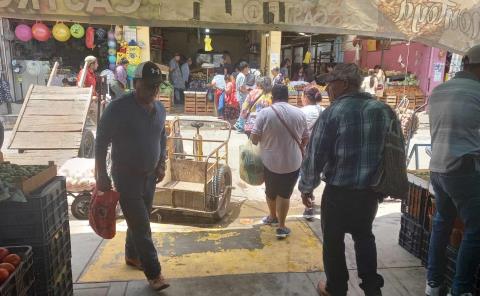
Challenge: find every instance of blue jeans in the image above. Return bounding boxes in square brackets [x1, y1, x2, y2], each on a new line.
[428, 171, 480, 295]
[174, 88, 184, 104]
[112, 173, 161, 280]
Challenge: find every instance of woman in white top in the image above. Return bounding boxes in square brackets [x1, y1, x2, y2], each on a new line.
[301, 84, 324, 133]
[300, 84, 324, 221]
[361, 69, 378, 96]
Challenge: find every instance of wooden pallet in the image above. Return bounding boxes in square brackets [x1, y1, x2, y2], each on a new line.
[8, 85, 92, 151]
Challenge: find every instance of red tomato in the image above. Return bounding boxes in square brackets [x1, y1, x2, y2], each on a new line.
[2, 254, 21, 267]
[0, 263, 15, 273]
[0, 268, 9, 284]
[0, 248, 9, 261]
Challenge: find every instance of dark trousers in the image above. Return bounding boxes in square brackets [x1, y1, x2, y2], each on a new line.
[428, 171, 480, 295]
[112, 173, 161, 280]
[321, 185, 384, 296]
[174, 88, 184, 104]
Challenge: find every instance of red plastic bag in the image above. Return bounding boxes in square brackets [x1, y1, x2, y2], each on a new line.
[89, 188, 120, 239]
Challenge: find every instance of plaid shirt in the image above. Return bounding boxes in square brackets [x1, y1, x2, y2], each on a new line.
[299, 92, 394, 193]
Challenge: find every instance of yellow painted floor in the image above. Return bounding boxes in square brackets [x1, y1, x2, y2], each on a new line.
[79, 220, 323, 282]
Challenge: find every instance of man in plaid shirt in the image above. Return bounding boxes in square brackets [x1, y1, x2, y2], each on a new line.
[299, 64, 394, 296]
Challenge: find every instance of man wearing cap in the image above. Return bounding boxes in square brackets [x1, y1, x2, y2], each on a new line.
[299, 63, 397, 296]
[95, 61, 169, 291]
[426, 45, 480, 296]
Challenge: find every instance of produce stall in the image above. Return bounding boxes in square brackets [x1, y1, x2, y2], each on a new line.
[0, 246, 35, 296]
[0, 160, 72, 295]
[400, 171, 480, 295]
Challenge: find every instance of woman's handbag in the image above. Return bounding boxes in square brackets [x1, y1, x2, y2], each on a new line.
[372, 118, 408, 199]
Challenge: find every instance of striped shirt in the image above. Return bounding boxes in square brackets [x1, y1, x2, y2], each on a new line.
[429, 71, 480, 173]
[299, 92, 393, 193]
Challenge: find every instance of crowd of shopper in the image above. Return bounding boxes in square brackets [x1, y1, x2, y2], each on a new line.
[91, 44, 480, 296]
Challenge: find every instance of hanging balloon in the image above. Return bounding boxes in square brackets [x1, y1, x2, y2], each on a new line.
[15, 24, 32, 42]
[70, 23, 84, 39]
[107, 40, 117, 49]
[52, 23, 71, 42]
[108, 30, 115, 40]
[85, 27, 95, 49]
[109, 63, 116, 71]
[95, 28, 107, 42]
[108, 48, 117, 56]
[126, 64, 136, 78]
[32, 22, 51, 42]
[108, 55, 116, 64]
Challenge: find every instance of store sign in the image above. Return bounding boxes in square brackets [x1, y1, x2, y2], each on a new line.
[0, 0, 479, 53]
[0, 0, 141, 14]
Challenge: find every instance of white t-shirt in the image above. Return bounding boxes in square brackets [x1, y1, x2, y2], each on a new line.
[252, 102, 308, 174]
[301, 104, 324, 132]
[361, 76, 378, 95]
[212, 74, 226, 90]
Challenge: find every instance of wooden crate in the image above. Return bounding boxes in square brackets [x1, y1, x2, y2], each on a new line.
[157, 95, 172, 113]
[288, 95, 298, 106]
[0, 161, 57, 195]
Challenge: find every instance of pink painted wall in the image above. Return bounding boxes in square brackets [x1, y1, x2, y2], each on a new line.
[343, 41, 445, 95]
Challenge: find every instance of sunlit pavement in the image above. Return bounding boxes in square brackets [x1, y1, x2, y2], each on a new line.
[2, 120, 429, 295]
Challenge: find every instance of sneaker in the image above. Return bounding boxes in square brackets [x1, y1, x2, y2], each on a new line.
[303, 208, 315, 221]
[148, 275, 170, 291]
[276, 227, 291, 239]
[425, 282, 440, 296]
[261, 216, 279, 225]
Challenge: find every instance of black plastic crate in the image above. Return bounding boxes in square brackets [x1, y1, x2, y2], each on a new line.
[0, 177, 68, 245]
[31, 220, 71, 295]
[36, 261, 73, 296]
[0, 246, 35, 296]
[399, 215, 424, 258]
[402, 182, 431, 227]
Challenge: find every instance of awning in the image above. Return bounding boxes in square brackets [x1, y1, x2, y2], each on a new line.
[0, 0, 478, 54]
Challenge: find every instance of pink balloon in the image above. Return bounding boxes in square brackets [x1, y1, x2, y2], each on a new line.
[15, 24, 32, 42]
[32, 22, 51, 42]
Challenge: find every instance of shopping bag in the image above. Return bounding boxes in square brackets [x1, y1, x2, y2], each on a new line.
[89, 188, 120, 239]
[239, 141, 264, 185]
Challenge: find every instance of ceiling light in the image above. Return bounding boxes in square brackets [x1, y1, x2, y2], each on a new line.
[205, 28, 210, 33]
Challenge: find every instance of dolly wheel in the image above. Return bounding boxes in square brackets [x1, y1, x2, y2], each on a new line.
[209, 165, 232, 221]
[71, 193, 91, 220]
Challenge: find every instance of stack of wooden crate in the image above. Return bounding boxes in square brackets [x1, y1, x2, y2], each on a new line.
[195, 92, 208, 115]
[184, 91, 196, 115]
[156, 95, 172, 113]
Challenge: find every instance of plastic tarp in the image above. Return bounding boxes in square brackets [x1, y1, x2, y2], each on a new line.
[0, 0, 479, 54]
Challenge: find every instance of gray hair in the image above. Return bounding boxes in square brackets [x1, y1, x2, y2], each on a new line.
[256, 76, 273, 93]
[328, 63, 363, 89]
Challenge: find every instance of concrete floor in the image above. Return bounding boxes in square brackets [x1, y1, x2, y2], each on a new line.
[1, 117, 430, 296]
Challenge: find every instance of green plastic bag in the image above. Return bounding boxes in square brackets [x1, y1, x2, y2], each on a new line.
[239, 141, 264, 186]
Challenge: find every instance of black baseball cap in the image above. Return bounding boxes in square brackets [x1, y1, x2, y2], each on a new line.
[134, 61, 162, 84]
